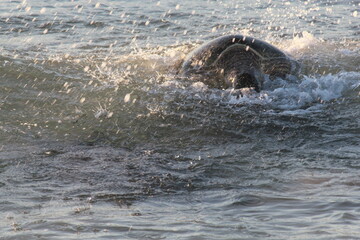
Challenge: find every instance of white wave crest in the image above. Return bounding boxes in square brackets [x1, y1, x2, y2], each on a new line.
[229, 72, 360, 110]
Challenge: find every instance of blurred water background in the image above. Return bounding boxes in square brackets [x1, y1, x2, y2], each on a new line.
[0, 0, 360, 239]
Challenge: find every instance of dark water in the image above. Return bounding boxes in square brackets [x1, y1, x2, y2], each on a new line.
[1, 0, 360, 239]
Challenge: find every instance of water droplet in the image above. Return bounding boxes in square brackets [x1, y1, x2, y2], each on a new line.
[107, 112, 113, 118]
[124, 93, 131, 103]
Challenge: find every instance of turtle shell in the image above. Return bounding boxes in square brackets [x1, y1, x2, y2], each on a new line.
[180, 35, 299, 79]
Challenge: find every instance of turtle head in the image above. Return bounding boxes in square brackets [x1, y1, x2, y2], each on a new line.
[225, 68, 263, 92]
[214, 44, 264, 92]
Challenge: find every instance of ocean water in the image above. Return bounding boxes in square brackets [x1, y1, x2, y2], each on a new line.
[0, 0, 359, 239]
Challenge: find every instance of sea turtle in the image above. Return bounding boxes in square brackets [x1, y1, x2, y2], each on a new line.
[180, 35, 300, 92]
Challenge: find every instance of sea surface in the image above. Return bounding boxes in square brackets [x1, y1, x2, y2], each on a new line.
[1, 0, 360, 239]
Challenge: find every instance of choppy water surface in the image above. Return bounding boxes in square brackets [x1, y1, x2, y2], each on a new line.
[1, 0, 360, 239]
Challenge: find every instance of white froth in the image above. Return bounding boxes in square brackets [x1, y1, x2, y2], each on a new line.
[174, 72, 360, 112]
[281, 31, 322, 54]
[246, 72, 359, 110]
[190, 82, 208, 91]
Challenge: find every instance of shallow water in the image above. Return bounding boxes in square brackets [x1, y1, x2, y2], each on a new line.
[1, 0, 360, 239]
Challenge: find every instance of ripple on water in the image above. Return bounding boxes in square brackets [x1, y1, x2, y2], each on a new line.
[231, 195, 265, 207]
